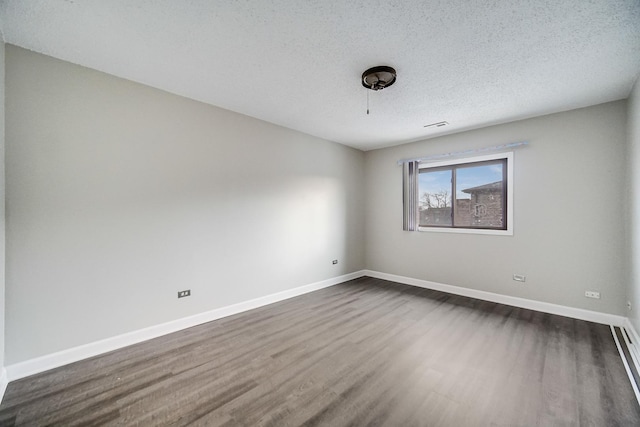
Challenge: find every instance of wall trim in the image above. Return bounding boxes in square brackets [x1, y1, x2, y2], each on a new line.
[363, 270, 626, 326]
[5, 269, 628, 386]
[624, 318, 640, 373]
[5, 270, 366, 382]
[611, 325, 640, 406]
[625, 318, 640, 348]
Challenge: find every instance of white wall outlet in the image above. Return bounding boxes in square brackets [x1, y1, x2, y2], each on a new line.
[513, 274, 526, 282]
[585, 291, 600, 299]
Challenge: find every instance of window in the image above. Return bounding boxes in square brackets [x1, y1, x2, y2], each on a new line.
[403, 152, 513, 235]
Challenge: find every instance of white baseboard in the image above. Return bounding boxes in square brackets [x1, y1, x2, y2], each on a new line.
[5, 269, 628, 385]
[0, 368, 8, 404]
[611, 325, 640, 405]
[363, 270, 626, 326]
[5, 270, 366, 382]
[625, 318, 640, 347]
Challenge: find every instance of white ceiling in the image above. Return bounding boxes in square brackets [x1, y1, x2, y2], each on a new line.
[1, 0, 639, 151]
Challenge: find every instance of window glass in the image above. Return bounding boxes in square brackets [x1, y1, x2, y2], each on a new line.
[418, 158, 507, 230]
[418, 169, 452, 226]
[454, 162, 505, 228]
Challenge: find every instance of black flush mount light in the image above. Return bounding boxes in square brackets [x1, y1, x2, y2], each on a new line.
[361, 66, 397, 91]
[362, 66, 397, 114]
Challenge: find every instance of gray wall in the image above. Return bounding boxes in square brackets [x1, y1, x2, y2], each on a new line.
[365, 101, 628, 315]
[0, 39, 5, 371]
[3, 43, 634, 366]
[628, 75, 640, 331]
[5, 46, 365, 364]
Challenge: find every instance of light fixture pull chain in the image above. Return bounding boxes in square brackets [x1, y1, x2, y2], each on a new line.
[366, 90, 370, 115]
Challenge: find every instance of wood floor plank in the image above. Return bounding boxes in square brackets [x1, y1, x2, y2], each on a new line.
[1, 276, 638, 426]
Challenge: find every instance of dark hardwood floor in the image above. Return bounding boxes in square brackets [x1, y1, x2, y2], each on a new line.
[1, 276, 638, 426]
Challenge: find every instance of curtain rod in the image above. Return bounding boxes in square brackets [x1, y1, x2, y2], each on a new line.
[397, 141, 529, 165]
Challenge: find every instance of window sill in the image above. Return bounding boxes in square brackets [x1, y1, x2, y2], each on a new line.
[417, 226, 513, 236]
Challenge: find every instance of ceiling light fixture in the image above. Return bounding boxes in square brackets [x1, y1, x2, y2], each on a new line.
[362, 66, 397, 115]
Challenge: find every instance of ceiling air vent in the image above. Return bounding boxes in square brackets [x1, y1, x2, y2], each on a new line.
[424, 121, 449, 129]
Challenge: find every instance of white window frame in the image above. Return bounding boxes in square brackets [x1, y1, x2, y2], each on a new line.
[417, 152, 514, 236]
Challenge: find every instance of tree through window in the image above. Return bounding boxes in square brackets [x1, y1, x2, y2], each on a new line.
[418, 158, 508, 230]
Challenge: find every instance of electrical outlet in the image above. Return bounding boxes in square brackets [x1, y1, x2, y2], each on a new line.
[512, 274, 526, 282]
[178, 290, 191, 298]
[332, 259, 338, 265]
[585, 291, 600, 299]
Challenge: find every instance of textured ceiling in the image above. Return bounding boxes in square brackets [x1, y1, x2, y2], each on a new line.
[1, 0, 639, 150]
